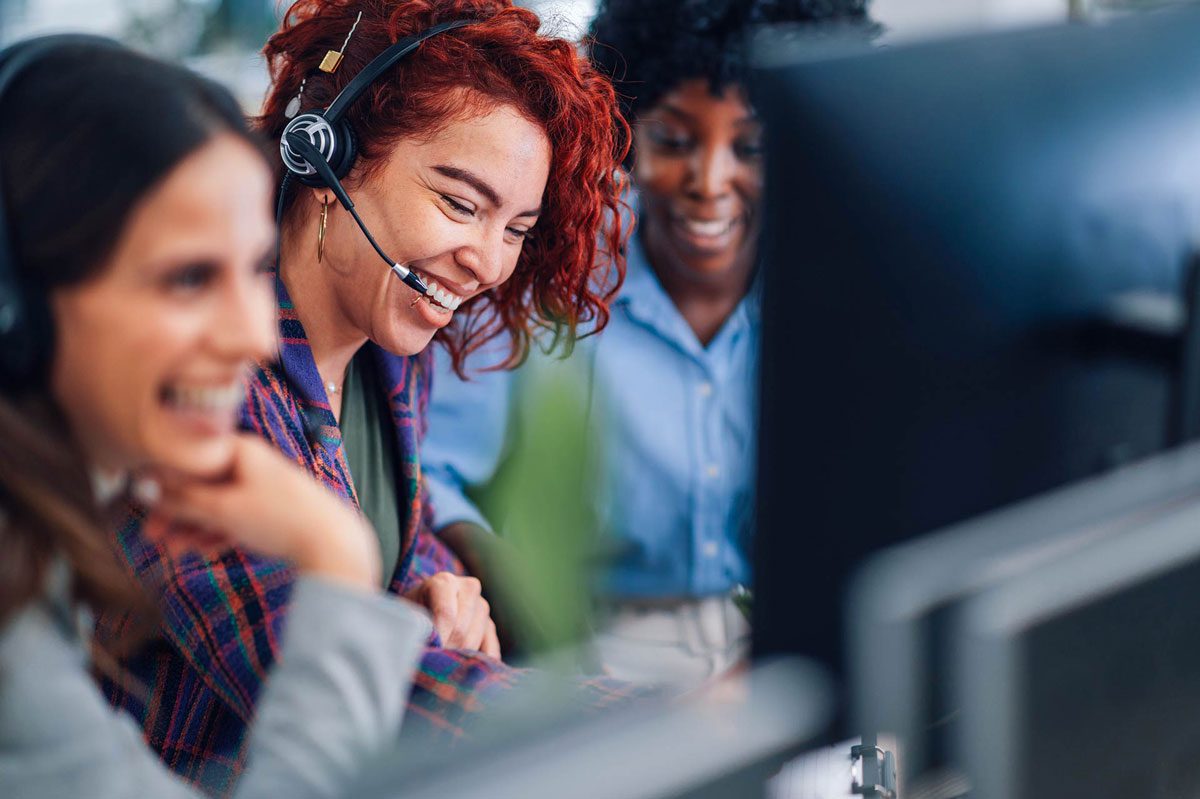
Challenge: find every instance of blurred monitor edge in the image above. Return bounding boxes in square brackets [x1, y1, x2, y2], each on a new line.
[955, 465, 1200, 798]
[851, 439, 1200, 790]
[346, 658, 831, 799]
[751, 3, 1200, 732]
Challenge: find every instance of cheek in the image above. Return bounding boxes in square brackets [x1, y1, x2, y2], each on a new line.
[635, 156, 687, 200]
[497, 249, 524, 286]
[53, 299, 189, 462]
[735, 167, 765, 208]
[136, 310, 242, 475]
[52, 308, 119, 428]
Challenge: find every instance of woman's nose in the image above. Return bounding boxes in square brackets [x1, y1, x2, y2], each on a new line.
[211, 276, 276, 363]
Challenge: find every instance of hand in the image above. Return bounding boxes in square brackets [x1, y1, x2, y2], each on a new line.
[146, 435, 380, 591]
[403, 572, 501, 659]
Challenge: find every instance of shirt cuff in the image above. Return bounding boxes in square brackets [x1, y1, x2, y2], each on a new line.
[237, 579, 432, 798]
[285, 577, 433, 660]
[424, 469, 494, 533]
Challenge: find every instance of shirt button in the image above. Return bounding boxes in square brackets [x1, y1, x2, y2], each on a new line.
[698, 382, 713, 397]
[705, 464, 720, 479]
[702, 541, 719, 558]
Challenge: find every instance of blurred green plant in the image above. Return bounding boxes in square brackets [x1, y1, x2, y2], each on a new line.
[479, 360, 602, 660]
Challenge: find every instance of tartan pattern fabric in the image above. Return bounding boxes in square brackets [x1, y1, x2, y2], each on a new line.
[94, 278, 585, 793]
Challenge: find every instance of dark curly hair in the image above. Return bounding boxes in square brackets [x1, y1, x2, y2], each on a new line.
[259, 0, 631, 373]
[588, 0, 878, 121]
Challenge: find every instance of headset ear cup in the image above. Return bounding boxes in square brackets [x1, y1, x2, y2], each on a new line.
[289, 119, 356, 189]
[0, 292, 52, 394]
[329, 119, 358, 182]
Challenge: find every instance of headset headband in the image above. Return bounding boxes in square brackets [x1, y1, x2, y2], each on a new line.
[0, 34, 124, 388]
[323, 18, 475, 124]
[279, 17, 477, 186]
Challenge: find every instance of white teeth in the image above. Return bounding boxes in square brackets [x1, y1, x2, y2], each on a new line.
[419, 277, 463, 312]
[682, 218, 735, 237]
[165, 382, 243, 413]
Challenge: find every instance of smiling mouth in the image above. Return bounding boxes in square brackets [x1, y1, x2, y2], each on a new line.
[676, 216, 739, 238]
[160, 381, 244, 425]
[409, 268, 465, 314]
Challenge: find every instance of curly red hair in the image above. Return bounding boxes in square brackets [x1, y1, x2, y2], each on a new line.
[258, 0, 630, 373]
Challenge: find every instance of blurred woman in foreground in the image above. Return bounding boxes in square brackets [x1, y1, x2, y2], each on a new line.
[0, 37, 428, 798]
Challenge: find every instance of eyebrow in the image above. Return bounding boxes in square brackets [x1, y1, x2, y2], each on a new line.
[658, 103, 759, 127]
[433, 164, 542, 218]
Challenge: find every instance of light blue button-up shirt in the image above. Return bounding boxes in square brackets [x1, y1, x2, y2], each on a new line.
[423, 229, 759, 598]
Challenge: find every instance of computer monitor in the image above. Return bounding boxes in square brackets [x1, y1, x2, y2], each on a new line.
[955, 482, 1200, 798]
[345, 659, 831, 799]
[752, 7, 1200, 684]
[848, 439, 1200, 787]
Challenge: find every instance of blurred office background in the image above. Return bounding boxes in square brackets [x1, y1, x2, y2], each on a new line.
[3, 2, 1199, 797]
[0, 0, 1183, 111]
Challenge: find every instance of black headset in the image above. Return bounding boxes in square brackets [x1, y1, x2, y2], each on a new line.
[0, 34, 124, 392]
[277, 18, 476, 296]
[0, 21, 472, 391]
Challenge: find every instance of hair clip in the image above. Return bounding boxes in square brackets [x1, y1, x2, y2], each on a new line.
[320, 10, 363, 73]
[284, 76, 308, 119]
[284, 10, 363, 119]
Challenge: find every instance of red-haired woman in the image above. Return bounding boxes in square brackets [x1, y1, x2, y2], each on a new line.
[97, 0, 632, 790]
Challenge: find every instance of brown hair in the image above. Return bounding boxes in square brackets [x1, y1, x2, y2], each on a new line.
[0, 42, 265, 627]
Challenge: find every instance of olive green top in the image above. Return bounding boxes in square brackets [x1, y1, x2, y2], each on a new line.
[340, 347, 402, 587]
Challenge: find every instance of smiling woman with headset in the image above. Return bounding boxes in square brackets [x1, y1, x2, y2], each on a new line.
[97, 0, 636, 788]
[0, 37, 432, 799]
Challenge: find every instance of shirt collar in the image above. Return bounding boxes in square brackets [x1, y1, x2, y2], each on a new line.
[613, 225, 667, 311]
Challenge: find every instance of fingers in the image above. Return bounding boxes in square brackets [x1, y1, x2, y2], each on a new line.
[149, 521, 232, 562]
[424, 575, 460, 645]
[409, 574, 500, 655]
[482, 620, 502, 661]
[157, 480, 238, 530]
[446, 577, 484, 649]
[457, 592, 491, 652]
[232, 434, 299, 478]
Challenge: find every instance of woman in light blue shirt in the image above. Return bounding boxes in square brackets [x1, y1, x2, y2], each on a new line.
[424, 0, 877, 685]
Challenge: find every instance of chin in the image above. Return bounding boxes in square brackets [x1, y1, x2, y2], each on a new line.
[679, 253, 742, 279]
[150, 437, 237, 480]
[677, 238, 757, 282]
[374, 317, 439, 357]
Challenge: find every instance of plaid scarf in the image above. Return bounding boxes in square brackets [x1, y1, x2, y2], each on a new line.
[94, 279, 642, 794]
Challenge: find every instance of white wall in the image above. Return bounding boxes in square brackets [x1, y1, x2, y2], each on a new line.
[521, 0, 1073, 42]
[0, 0, 1100, 110]
[0, 1, 1087, 50]
[873, 0, 1068, 41]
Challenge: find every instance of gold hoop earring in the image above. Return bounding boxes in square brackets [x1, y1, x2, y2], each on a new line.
[317, 195, 331, 262]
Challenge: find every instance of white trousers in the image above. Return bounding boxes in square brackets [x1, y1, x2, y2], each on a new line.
[592, 596, 751, 689]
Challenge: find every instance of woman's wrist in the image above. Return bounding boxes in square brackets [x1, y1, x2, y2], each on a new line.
[290, 508, 380, 591]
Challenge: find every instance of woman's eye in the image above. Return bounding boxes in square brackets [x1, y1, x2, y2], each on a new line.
[735, 139, 765, 159]
[441, 195, 476, 217]
[506, 227, 531, 241]
[648, 129, 693, 153]
[165, 263, 217, 292]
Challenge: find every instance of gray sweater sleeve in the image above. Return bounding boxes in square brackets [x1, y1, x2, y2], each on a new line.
[0, 577, 430, 799]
